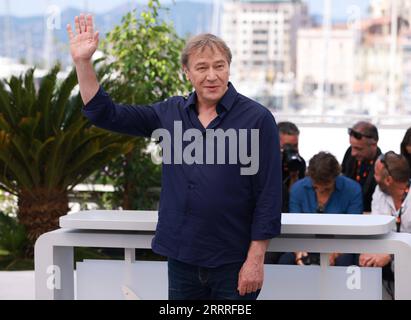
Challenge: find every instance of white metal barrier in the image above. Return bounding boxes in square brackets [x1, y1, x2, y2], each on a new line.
[34, 211, 411, 300]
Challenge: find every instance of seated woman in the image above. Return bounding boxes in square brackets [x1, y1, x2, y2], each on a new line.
[278, 151, 363, 266]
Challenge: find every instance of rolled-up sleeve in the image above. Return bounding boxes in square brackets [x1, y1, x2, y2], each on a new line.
[82, 86, 163, 138]
[250, 111, 282, 240]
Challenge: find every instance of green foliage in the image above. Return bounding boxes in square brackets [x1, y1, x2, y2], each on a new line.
[0, 64, 137, 256]
[94, 144, 162, 209]
[93, 0, 191, 210]
[0, 191, 17, 215]
[99, 0, 191, 105]
[0, 66, 134, 197]
[0, 212, 31, 270]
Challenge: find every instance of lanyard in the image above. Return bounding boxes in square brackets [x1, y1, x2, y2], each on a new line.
[394, 180, 411, 233]
[355, 160, 374, 183]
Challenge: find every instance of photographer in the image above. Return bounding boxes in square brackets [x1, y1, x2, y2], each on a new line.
[342, 121, 382, 213]
[278, 122, 306, 213]
[278, 152, 363, 266]
[264, 122, 305, 265]
[359, 151, 411, 299]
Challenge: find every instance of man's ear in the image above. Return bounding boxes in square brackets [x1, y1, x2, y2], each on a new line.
[183, 67, 190, 81]
[385, 175, 394, 187]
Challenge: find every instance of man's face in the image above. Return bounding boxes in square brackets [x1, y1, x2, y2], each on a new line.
[280, 134, 299, 151]
[374, 160, 390, 194]
[183, 46, 230, 106]
[349, 136, 375, 161]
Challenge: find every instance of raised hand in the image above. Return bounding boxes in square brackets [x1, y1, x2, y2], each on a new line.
[67, 14, 99, 63]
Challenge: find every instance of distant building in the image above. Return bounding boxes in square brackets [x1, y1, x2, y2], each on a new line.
[370, 0, 411, 23]
[296, 13, 411, 113]
[354, 16, 411, 113]
[296, 27, 356, 98]
[221, 0, 309, 84]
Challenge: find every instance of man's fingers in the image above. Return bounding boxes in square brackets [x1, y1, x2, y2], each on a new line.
[94, 31, 99, 42]
[238, 280, 260, 296]
[74, 16, 81, 35]
[238, 278, 248, 296]
[250, 283, 259, 293]
[364, 257, 374, 267]
[238, 284, 246, 296]
[79, 13, 87, 33]
[66, 24, 74, 40]
[86, 14, 94, 35]
[246, 286, 254, 294]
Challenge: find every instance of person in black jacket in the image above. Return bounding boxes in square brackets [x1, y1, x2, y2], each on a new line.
[278, 122, 306, 213]
[342, 121, 382, 213]
[400, 127, 411, 170]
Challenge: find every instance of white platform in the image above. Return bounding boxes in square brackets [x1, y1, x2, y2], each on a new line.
[34, 210, 411, 300]
[60, 210, 395, 236]
[0, 272, 35, 300]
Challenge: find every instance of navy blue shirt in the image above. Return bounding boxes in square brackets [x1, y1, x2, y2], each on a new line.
[82, 83, 282, 267]
[289, 176, 363, 214]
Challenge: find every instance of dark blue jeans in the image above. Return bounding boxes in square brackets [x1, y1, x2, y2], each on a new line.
[168, 258, 260, 300]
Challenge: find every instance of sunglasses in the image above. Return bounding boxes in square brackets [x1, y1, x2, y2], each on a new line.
[348, 128, 374, 140]
[378, 151, 397, 177]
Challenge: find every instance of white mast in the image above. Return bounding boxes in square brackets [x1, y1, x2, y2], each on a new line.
[25, 28, 33, 66]
[388, 0, 398, 115]
[319, 0, 331, 117]
[43, 0, 56, 69]
[3, 0, 12, 58]
[211, 0, 221, 35]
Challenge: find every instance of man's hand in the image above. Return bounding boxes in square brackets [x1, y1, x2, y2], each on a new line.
[66, 14, 100, 105]
[237, 240, 268, 296]
[329, 253, 341, 266]
[295, 252, 308, 265]
[359, 253, 375, 267]
[237, 258, 264, 296]
[67, 14, 99, 64]
[373, 254, 391, 267]
[359, 253, 391, 267]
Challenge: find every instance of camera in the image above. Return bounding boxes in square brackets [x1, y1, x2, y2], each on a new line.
[282, 144, 305, 173]
[301, 253, 320, 265]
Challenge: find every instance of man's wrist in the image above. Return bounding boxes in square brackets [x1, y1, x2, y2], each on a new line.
[246, 240, 269, 263]
[74, 58, 93, 68]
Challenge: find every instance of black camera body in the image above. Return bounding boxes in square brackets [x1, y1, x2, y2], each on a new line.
[282, 144, 305, 173]
[301, 253, 320, 265]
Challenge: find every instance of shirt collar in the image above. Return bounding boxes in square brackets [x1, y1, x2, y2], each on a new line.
[183, 82, 238, 113]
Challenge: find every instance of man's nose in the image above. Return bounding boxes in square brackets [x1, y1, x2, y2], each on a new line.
[206, 68, 217, 81]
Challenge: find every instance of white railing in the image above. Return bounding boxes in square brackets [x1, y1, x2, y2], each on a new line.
[34, 210, 411, 300]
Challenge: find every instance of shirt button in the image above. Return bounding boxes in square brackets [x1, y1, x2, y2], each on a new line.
[189, 184, 195, 190]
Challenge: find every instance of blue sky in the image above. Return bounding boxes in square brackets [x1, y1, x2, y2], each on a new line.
[0, 0, 371, 19]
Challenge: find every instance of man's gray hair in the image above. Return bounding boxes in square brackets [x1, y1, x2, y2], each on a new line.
[181, 33, 232, 68]
[278, 121, 300, 136]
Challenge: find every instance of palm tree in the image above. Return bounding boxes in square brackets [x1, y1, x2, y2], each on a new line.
[0, 66, 133, 254]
